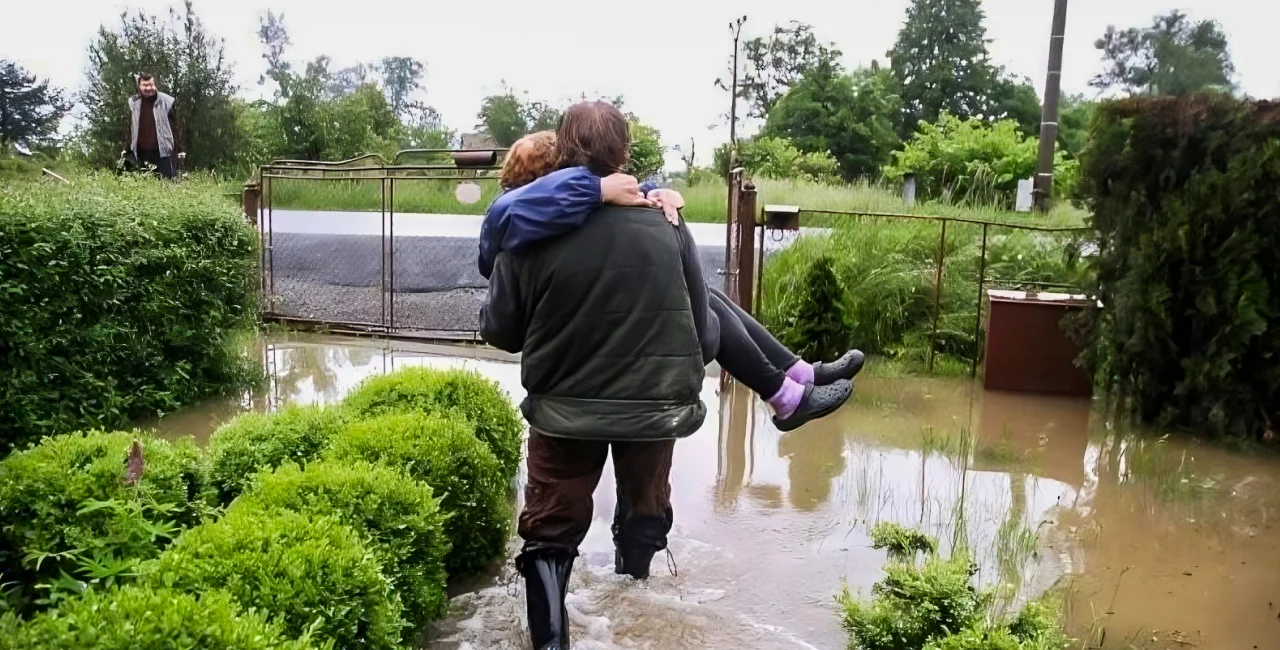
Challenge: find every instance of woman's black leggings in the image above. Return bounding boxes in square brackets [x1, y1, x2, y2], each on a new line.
[709, 287, 799, 399]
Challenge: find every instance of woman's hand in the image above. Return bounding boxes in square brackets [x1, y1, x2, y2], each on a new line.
[647, 188, 685, 225]
[601, 174, 656, 208]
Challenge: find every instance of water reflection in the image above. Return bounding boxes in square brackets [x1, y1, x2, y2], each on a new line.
[143, 333, 1280, 649]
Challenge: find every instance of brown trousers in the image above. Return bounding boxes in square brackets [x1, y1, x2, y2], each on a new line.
[519, 429, 675, 555]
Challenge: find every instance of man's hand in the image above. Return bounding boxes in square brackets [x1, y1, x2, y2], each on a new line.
[601, 173, 656, 208]
[647, 188, 685, 225]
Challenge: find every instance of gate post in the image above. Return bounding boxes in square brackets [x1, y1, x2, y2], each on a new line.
[242, 180, 261, 227]
[734, 181, 758, 315]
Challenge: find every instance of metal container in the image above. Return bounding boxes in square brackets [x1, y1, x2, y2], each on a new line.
[983, 290, 1092, 397]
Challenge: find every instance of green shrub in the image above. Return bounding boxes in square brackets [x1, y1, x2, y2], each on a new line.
[781, 255, 851, 363]
[234, 460, 450, 630]
[342, 367, 523, 483]
[883, 114, 1076, 207]
[142, 508, 403, 650]
[0, 431, 207, 612]
[1078, 95, 1280, 439]
[869, 521, 939, 558]
[840, 556, 985, 650]
[0, 586, 315, 650]
[0, 174, 259, 452]
[207, 405, 348, 503]
[327, 413, 510, 574]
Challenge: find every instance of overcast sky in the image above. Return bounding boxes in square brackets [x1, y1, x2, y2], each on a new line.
[4, 0, 1276, 168]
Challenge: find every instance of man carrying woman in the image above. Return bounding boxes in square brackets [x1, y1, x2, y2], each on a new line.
[479, 101, 859, 650]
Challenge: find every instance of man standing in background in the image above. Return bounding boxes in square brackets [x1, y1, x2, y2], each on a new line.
[123, 73, 180, 179]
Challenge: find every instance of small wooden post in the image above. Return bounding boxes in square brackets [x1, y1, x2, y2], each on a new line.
[242, 180, 261, 227]
[735, 182, 758, 315]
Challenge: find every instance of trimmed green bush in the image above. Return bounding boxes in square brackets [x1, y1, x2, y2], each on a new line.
[1078, 94, 1280, 439]
[207, 405, 348, 503]
[0, 431, 207, 612]
[142, 507, 403, 650]
[840, 556, 984, 650]
[839, 529, 1069, 650]
[234, 460, 451, 630]
[0, 586, 315, 650]
[327, 413, 510, 574]
[0, 174, 259, 452]
[342, 367, 524, 483]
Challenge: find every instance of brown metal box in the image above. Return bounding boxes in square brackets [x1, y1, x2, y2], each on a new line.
[983, 290, 1092, 397]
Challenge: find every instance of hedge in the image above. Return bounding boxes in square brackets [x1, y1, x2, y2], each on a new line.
[207, 405, 348, 504]
[141, 507, 403, 650]
[0, 586, 315, 650]
[1077, 95, 1280, 439]
[0, 431, 208, 613]
[342, 367, 524, 482]
[0, 174, 259, 453]
[233, 460, 451, 630]
[327, 412, 511, 574]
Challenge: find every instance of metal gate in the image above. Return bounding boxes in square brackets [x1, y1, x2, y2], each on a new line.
[244, 149, 505, 340]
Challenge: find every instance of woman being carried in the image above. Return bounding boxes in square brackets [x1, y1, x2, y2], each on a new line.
[479, 130, 862, 432]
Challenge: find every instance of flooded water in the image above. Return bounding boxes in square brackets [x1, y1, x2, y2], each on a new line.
[147, 333, 1280, 649]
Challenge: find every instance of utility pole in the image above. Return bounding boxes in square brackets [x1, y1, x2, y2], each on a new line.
[1033, 0, 1068, 212]
[726, 16, 747, 164]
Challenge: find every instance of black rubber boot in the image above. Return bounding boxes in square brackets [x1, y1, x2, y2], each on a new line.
[517, 547, 575, 650]
[612, 491, 672, 579]
[813, 350, 866, 386]
[772, 379, 853, 432]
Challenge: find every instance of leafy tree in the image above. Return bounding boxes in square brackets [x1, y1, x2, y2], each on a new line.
[257, 10, 291, 98]
[765, 63, 901, 180]
[888, 0, 1001, 137]
[475, 85, 564, 146]
[79, 0, 243, 170]
[378, 56, 424, 118]
[1091, 10, 1233, 95]
[476, 87, 527, 147]
[1056, 94, 1098, 158]
[884, 113, 1077, 206]
[0, 61, 70, 147]
[625, 118, 665, 181]
[738, 22, 842, 119]
[988, 74, 1042, 136]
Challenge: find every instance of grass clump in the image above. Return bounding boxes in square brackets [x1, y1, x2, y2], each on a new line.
[840, 524, 1069, 650]
[233, 460, 451, 629]
[327, 412, 511, 575]
[0, 431, 208, 613]
[870, 521, 939, 558]
[141, 507, 403, 650]
[0, 174, 259, 452]
[206, 405, 348, 503]
[0, 585, 315, 650]
[342, 367, 524, 483]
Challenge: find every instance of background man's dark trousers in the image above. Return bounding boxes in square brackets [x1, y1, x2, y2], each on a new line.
[133, 150, 175, 179]
[519, 428, 675, 574]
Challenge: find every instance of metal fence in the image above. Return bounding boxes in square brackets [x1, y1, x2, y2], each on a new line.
[751, 208, 1092, 376]
[249, 149, 505, 340]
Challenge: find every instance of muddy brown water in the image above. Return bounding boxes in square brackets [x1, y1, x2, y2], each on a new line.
[147, 333, 1280, 649]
